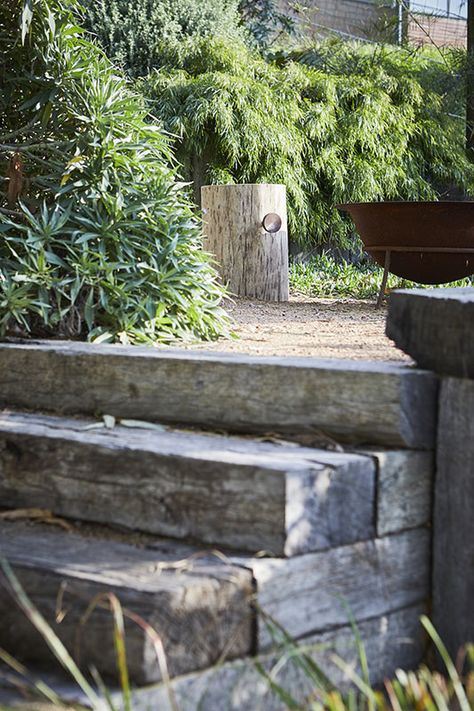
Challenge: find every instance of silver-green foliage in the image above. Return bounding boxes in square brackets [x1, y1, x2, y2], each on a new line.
[143, 38, 474, 250]
[0, 0, 231, 344]
[81, 0, 245, 77]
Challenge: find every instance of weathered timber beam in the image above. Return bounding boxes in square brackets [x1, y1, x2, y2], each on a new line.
[0, 522, 253, 686]
[231, 528, 430, 648]
[387, 288, 474, 377]
[0, 341, 438, 448]
[0, 411, 376, 556]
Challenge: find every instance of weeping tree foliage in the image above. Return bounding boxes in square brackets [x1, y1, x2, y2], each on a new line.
[0, 0, 231, 343]
[143, 38, 474, 250]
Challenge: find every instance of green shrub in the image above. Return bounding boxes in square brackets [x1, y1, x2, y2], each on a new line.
[79, 0, 302, 78]
[0, 0, 231, 344]
[142, 38, 474, 251]
[81, 0, 245, 77]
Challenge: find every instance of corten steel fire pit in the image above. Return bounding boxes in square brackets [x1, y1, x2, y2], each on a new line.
[338, 201, 474, 306]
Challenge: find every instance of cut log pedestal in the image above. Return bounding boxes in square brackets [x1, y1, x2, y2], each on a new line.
[201, 183, 288, 301]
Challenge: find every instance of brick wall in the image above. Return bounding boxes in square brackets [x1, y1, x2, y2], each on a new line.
[283, 0, 467, 48]
[305, 0, 397, 40]
[407, 13, 467, 48]
[282, 0, 398, 42]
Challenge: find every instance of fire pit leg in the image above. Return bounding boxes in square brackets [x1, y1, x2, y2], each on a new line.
[376, 250, 391, 308]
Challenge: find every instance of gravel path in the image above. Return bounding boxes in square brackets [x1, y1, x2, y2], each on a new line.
[185, 296, 410, 362]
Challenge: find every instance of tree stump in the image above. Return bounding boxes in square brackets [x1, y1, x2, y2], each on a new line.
[201, 183, 288, 301]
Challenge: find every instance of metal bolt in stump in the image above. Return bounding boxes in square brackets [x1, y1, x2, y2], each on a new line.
[201, 183, 289, 301]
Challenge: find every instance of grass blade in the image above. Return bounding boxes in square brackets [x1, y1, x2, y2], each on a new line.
[0, 646, 64, 707]
[108, 594, 131, 711]
[421, 615, 471, 711]
[254, 660, 302, 710]
[0, 558, 104, 709]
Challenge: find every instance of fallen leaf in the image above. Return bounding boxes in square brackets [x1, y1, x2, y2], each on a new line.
[120, 419, 166, 431]
[103, 414, 116, 429]
[0, 508, 73, 532]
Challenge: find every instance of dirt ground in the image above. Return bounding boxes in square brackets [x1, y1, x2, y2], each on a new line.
[187, 295, 410, 362]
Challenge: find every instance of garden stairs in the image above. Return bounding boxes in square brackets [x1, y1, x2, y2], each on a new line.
[0, 341, 438, 710]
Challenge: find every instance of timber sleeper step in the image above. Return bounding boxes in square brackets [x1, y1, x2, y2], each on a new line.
[0, 410, 377, 556]
[0, 341, 438, 448]
[0, 521, 430, 708]
[0, 603, 427, 710]
[0, 521, 254, 686]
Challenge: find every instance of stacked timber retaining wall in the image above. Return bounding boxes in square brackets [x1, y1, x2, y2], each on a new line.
[0, 341, 439, 710]
[4, 288, 474, 710]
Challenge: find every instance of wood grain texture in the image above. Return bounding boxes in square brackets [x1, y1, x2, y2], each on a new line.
[118, 604, 427, 711]
[359, 448, 433, 536]
[0, 522, 253, 685]
[0, 342, 438, 447]
[0, 411, 376, 555]
[202, 183, 289, 301]
[387, 288, 474, 377]
[0, 605, 428, 710]
[232, 528, 430, 648]
[433, 377, 474, 657]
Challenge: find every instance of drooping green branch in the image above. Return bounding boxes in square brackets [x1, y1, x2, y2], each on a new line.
[142, 37, 473, 251]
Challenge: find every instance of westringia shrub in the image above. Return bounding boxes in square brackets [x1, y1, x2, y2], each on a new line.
[142, 38, 474, 250]
[81, 0, 245, 77]
[80, 0, 302, 78]
[0, 0, 232, 344]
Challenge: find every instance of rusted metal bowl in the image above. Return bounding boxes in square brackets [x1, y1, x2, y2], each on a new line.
[338, 201, 474, 283]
